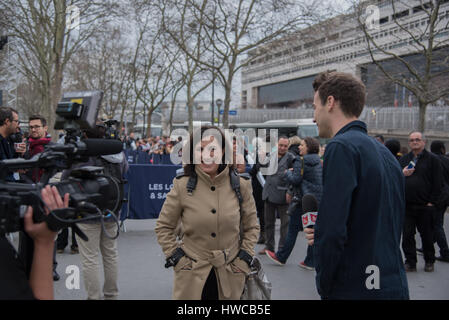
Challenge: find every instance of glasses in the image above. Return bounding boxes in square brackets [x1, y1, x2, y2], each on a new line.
[30, 125, 43, 130]
[11, 119, 20, 124]
[409, 138, 422, 142]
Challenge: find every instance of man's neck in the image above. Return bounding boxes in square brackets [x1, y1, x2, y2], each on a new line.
[330, 116, 359, 138]
[31, 135, 46, 140]
[0, 127, 8, 139]
[412, 148, 424, 157]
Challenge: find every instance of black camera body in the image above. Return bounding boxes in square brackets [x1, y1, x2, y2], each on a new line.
[0, 90, 124, 239]
[103, 119, 120, 140]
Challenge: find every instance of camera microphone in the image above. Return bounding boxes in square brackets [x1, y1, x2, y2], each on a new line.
[301, 194, 318, 229]
[82, 139, 123, 156]
[50, 139, 123, 157]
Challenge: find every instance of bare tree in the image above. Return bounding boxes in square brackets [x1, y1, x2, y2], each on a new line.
[0, 0, 117, 135]
[130, 4, 182, 138]
[356, 0, 449, 131]
[159, 0, 323, 128]
[64, 24, 135, 130]
[159, 0, 218, 132]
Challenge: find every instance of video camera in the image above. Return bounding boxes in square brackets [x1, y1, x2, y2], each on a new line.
[0, 90, 124, 240]
[103, 119, 120, 140]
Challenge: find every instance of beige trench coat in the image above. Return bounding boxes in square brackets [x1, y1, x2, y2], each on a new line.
[155, 165, 259, 300]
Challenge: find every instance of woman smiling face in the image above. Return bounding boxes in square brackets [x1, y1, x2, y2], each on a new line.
[194, 136, 222, 179]
[299, 140, 308, 156]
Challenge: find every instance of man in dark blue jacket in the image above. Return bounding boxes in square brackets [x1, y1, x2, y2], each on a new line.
[305, 72, 409, 299]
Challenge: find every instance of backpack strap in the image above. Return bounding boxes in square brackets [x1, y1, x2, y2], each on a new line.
[177, 167, 197, 196]
[175, 167, 187, 179]
[229, 168, 243, 208]
[186, 171, 197, 195]
[182, 167, 242, 202]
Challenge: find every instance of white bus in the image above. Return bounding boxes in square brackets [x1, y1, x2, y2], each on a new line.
[132, 124, 162, 139]
[232, 119, 319, 139]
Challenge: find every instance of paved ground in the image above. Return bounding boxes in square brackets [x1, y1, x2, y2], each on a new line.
[46, 214, 449, 300]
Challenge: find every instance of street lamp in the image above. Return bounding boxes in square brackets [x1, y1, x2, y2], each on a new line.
[216, 98, 223, 126]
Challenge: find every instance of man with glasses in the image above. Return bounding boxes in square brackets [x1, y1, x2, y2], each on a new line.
[399, 131, 443, 272]
[0, 107, 25, 179]
[24, 115, 51, 182]
[21, 114, 68, 281]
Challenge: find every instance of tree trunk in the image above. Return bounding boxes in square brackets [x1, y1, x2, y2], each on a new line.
[222, 82, 232, 129]
[146, 108, 153, 138]
[187, 97, 194, 134]
[119, 104, 126, 135]
[169, 98, 176, 134]
[49, 68, 63, 138]
[418, 101, 427, 133]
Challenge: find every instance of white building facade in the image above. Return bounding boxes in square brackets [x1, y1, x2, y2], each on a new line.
[241, 0, 449, 109]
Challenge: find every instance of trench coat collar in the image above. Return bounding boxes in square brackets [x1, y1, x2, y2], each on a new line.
[195, 164, 230, 186]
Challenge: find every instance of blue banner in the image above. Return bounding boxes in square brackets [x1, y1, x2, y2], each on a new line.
[121, 164, 181, 220]
[124, 149, 177, 165]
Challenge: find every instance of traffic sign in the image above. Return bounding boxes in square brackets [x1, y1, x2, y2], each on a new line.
[219, 110, 237, 115]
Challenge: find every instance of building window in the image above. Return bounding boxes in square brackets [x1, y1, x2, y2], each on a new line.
[380, 16, 389, 24]
[393, 10, 409, 20]
[413, 2, 431, 14]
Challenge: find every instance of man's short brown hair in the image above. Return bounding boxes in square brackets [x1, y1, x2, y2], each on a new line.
[29, 114, 47, 127]
[317, 72, 366, 118]
[313, 70, 335, 92]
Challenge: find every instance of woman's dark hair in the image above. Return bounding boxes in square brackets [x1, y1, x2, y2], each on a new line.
[385, 139, 401, 157]
[183, 125, 233, 176]
[431, 140, 446, 155]
[303, 137, 320, 154]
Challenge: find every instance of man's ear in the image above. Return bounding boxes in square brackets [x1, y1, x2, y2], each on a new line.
[326, 96, 336, 111]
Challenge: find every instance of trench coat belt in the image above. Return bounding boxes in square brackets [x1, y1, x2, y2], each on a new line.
[182, 238, 240, 299]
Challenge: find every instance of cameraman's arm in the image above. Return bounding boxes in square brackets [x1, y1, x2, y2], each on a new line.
[24, 186, 69, 300]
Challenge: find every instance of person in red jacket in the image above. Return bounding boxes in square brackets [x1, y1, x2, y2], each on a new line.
[24, 115, 52, 182]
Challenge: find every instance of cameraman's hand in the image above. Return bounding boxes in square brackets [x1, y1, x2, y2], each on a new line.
[24, 186, 69, 244]
[24, 186, 69, 300]
[41, 185, 69, 215]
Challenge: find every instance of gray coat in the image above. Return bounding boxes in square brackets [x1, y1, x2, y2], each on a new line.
[262, 152, 295, 204]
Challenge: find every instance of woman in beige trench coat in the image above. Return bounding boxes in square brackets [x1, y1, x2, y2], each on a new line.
[155, 126, 259, 300]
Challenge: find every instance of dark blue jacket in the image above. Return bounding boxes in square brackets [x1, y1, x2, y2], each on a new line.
[314, 121, 409, 300]
[285, 153, 323, 204]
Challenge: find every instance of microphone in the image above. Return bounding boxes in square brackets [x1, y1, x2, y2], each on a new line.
[301, 194, 318, 229]
[82, 139, 124, 156]
[49, 139, 123, 157]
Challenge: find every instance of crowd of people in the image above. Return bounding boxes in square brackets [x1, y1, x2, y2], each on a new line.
[157, 71, 448, 300]
[122, 133, 178, 156]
